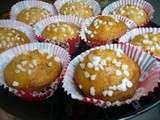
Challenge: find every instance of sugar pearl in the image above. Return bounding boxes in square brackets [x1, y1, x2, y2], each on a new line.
[90, 87, 95, 96]
[90, 74, 96, 81]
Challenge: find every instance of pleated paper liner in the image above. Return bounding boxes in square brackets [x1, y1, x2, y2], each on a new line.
[63, 43, 160, 108]
[33, 15, 83, 55]
[102, 0, 154, 27]
[119, 27, 160, 60]
[10, 0, 57, 25]
[80, 15, 137, 47]
[0, 43, 70, 101]
[54, 0, 101, 18]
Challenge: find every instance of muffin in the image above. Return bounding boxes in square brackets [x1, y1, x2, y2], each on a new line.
[74, 49, 141, 102]
[0, 27, 30, 53]
[59, 1, 94, 19]
[4, 50, 62, 91]
[41, 22, 80, 43]
[114, 5, 148, 26]
[131, 32, 160, 57]
[16, 7, 52, 26]
[85, 16, 128, 44]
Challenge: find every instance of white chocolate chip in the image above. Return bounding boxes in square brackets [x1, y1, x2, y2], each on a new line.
[54, 56, 61, 63]
[107, 90, 113, 96]
[28, 70, 32, 75]
[106, 56, 112, 61]
[108, 22, 114, 26]
[90, 74, 96, 81]
[122, 64, 128, 70]
[15, 69, 20, 73]
[48, 62, 52, 67]
[116, 70, 122, 76]
[32, 59, 38, 66]
[47, 54, 52, 59]
[90, 87, 95, 96]
[84, 71, 90, 78]
[29, 63, 34, 69]
[12, 81, 19, 87]
[80, 63, 85, 69]
[79, 84, 82, 89]
[21, 60, 28, 66]
[123, 70, 130, 77]
[87, 63, 93, 68]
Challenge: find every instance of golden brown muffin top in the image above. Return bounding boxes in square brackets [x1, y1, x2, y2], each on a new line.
[4, 50, 61, 91]
[42, 22, 80, 43]
[16, 7, 52, 26]
[75, 48, 140, 98]
[60, 2, 93, 19]
[115, 5, 148, 26]
[85, 16, 127, 42]
[131, 32, 160, 57]
[0, 27, 30, 53]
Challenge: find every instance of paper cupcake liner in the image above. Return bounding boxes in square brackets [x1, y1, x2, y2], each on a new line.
[0, 43, 70, 101]
[0, 19, 36, 43]
[80, 15, 137, 47]
[119, 27, 160, 60]
[10, 0, 57, 21]
[102, 0, 154, 27]
[33, 15, 83, 55]
[54, 0, 101, 18]
[62, 43, 160, 108]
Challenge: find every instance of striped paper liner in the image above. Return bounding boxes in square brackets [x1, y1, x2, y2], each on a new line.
[0, 43, 70, 101]
[0, 19, 36, 43]
[102, 0, 154, 27]
[54, 0, 101, 18]
[10, 0, 57, 22]
[33, 15, 83, 55]
[119, 27, 160, 60]
[62, 43, 160, 108]
[80, 15, 137, 47]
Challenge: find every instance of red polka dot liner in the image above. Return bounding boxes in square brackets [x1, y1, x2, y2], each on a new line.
[0, 43, 70, 101]
[63, 43, 160, 108]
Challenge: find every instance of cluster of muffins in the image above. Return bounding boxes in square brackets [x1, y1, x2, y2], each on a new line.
[0, 0, 159, 107]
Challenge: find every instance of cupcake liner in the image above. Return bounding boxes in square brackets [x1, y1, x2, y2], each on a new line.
[0, 19, 36, 43]
[63, 43, 160, 108]
[102, 0, 154, 27]
[119, 27, 160, 60]
[80, 15, 137, 47]
[33, 15, 83, 55]
[10, 0, 57, 20]
[0, 43, 70, 101]
[54, 0, 101, 18]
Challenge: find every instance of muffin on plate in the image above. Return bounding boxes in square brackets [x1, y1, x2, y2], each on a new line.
[0, 27, 30, 53]
[4, 50, 62, 91]
[41, 22, 80, 43]
[114, 5, 148, 26]
[59, 1, 93, 19]
[131, 32, 160, 57]
[74, 48, 141, 102]
[85, 16, 128, 44]
[16, 7, 52, 26]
